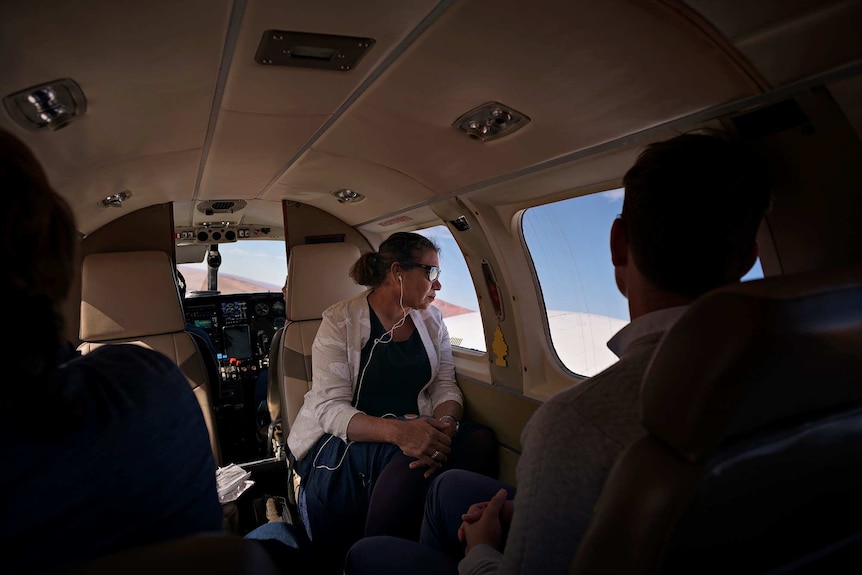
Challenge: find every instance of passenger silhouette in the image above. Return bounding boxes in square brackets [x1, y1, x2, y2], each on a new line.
[0, 129, 222, 574]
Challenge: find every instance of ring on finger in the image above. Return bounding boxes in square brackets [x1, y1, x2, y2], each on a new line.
[431, 449, 440, 461]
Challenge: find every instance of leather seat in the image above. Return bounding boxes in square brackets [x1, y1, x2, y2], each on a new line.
[263, 243, 365, 511]
[266, 242, 365, 456]
[78, 250, 222, 465]
[571, 264, 862, 574]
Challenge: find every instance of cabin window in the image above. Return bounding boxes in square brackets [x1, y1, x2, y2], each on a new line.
[416, 225, 486, 352]
[742, 258, 764, 281]
[522, 189, 630, 377]
[523, 189, 765, 378]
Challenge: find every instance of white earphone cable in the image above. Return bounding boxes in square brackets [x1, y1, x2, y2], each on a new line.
[313, 274, 410, 471]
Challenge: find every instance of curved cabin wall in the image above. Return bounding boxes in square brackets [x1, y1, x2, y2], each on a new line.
[283, 201, 373, 253]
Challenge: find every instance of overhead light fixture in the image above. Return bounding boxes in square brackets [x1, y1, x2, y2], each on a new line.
[100, 190, 132, 208]
[4, 78, 87, 131]
[331, 188, 365, 204]
[450, 216, 471, 231]
[454, 101, 529, 142]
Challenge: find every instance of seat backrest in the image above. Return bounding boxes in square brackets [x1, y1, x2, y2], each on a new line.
[78, 250, 221, 465]
[270, 243, 365, 438]
[571, 265, 862, 574]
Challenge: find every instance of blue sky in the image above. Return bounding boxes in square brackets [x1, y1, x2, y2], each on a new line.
[417, 226, 482, 311]
[523, 189, 630, 320]
[523, 188, 762, 321]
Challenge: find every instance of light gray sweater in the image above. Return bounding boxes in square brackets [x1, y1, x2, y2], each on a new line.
[460, 306, 688, 575]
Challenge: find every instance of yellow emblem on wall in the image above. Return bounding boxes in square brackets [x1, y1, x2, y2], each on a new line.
[491, 324, 508, 367]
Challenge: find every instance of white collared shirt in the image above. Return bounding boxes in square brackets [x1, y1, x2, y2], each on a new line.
[606, 305, 690, 359]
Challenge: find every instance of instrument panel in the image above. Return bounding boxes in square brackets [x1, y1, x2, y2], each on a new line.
[185, 293, 285, 369]
[185, 292, 284, 406]
[183, 291, 285, 463]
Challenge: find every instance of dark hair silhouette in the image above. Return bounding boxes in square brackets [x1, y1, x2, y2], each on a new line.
[621, 131, 772, 298]
[350, 232, 439, 287]
[1, 129, 79, 431]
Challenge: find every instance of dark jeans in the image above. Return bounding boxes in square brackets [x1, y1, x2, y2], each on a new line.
[345, 469, 516, 575]
[297, 422, 499, 573]
[244, 522, 320, 573]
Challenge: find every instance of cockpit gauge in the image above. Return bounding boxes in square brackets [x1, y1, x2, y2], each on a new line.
[255, 303, 270, 317]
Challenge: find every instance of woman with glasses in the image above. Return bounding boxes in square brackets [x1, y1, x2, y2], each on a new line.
[286, 232, 497, 573]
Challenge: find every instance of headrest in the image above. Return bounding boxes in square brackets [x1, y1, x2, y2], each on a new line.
[80, 251, 186, 342]
[641, 264, 862, 461]
[286, 243, 366, 321]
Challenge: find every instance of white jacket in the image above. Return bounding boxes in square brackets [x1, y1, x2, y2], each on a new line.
[287, 290, 463, 461]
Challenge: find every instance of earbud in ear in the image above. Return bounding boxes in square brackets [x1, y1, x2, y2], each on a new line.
[398, 275, 402, 282]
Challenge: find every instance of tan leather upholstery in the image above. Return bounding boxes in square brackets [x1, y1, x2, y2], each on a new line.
[78, 251, 221, 465]
[62, 533, 282, 575]
[276, 243, 365, 435]
[571, 265, 862, 574]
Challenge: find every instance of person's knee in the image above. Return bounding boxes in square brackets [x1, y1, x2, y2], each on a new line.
[344, 536, 395, 573]
[430, 469, 476, 499]
[344, 538, 370, 573]
[426, 469, 486, 516]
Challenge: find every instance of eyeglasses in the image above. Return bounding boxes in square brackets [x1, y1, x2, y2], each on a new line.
[404, 262, 441, 282]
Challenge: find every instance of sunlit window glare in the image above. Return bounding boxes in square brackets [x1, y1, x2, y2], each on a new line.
[416, 226, 486, 352]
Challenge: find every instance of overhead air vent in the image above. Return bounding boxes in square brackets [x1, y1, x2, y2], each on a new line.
[454, 102, 530, 142]
[4, 78, 87, 131]
[255, 30, 375, 71]
[331, 188, 365, 204]
[196, 200, 247, 215]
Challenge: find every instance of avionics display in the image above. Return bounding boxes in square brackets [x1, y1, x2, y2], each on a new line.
[220, 300, 248, 324]
[223, 325, 252, 359]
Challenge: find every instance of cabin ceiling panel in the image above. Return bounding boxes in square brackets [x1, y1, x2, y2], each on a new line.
[266, 148, 434, 226]
[240, 199, 285, 229]
[356, 204, 443, 240]
[220, 0, 441, 115]
[684, 0, 841, 38]
[308, 0, 760, 200]
[472, 145, 642, 214]
[60, 149, 201, 236]
[0, 0, 231, 214]
[198, 111, 327, 199]
[684, 0, 862, 86]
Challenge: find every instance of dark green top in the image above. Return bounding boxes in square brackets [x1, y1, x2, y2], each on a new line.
[352, 304, 431, 417]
